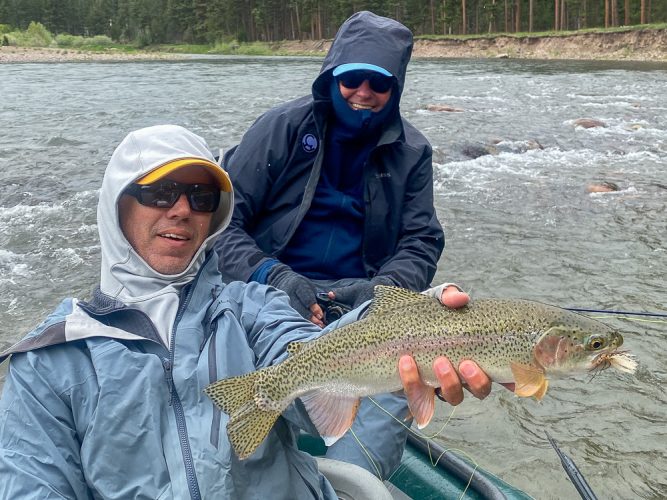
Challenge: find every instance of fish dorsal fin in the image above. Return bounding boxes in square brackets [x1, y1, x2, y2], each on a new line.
[300, 392, 361, 447]
[510, 362, 549, 400]
[287, 341, 306, 356]
[366, 285, 432, 317]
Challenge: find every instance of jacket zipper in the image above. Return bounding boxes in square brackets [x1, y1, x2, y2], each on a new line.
[166, 279, 202, 500]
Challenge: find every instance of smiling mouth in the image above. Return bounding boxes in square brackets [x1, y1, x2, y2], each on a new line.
[350, 103, 374, 110]
[160, 233, 189, 241]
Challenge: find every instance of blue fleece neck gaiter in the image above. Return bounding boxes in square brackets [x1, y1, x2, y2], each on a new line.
[330, 79, 396, 137]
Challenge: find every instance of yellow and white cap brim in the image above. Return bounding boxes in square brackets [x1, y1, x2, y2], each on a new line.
[137, 157, 232, 192]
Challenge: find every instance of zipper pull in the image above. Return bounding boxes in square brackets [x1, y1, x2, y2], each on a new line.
[163, 358, 174, 405]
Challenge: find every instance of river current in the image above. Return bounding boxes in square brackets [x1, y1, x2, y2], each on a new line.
[0, 56, 665, 499]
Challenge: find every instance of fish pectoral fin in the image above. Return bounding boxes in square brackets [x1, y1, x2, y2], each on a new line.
[532, 379, 549, 401]
[300, 392, 361, 446]
[406, 385, 436, 429]
[510, 362, 549, 400]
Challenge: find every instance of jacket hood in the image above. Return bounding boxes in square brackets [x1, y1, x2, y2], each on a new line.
[97, 124, 233, 303]
[313, 11, 413, 100]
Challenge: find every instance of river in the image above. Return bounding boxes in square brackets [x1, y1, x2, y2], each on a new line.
[0, 56, 665, 499]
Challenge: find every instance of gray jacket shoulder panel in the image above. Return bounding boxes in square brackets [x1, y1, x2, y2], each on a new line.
[0, 321, 66, 364]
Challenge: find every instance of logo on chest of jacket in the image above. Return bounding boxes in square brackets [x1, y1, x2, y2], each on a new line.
[302, 134, 318, 153]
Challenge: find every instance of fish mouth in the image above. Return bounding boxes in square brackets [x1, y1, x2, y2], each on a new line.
[589, 349, 638, 374]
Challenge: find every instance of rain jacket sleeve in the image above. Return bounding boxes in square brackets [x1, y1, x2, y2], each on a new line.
[0, 348, 91, 499]
[215, 103, 310, 283]
[233, 282, 329, 434]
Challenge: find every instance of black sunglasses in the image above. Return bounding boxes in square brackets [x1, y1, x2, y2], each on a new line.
[337, 71, 393, 93]
[124, 180, 221, 213]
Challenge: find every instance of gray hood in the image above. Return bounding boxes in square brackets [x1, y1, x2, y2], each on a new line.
[97, 125, 233, 345]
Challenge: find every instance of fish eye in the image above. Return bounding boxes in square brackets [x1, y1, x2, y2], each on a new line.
[588, 335, 607, 350]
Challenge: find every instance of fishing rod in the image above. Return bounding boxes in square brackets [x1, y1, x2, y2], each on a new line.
[566, 307, 667, 318]
[545, 431, 598, 500]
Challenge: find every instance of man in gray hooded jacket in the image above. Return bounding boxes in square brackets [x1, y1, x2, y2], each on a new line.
[0, 124, 491, 499]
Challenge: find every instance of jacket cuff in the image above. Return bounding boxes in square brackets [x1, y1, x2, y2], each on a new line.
[249, 258, 280, 284]
[421, 283, 464, 300]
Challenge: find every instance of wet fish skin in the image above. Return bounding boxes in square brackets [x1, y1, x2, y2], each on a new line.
[205, 286, 628, 459]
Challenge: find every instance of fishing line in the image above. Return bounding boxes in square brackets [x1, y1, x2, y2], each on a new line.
[591, 316, 667, 324]
[366, 396, 478, 499]
[409, 428, 480, 500]
[348, 427, 383, 479]
[566, 307, 667, 318]
[367, 395, 457, 440]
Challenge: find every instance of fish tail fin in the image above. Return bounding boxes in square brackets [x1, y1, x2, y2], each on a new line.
[205, 371, 281, 459]
[205, 371, 258, 417]
[226, 400, 282, 460]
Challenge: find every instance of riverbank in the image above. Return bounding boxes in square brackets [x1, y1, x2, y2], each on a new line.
[280, 28, 667, 61]
[0, 46, 181, 63]
[2, 27, 666, 63]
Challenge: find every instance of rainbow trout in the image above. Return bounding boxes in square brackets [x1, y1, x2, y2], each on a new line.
[205, 286, 636, 459]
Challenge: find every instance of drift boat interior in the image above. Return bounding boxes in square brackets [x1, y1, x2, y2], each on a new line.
[299, 433, 532, 499]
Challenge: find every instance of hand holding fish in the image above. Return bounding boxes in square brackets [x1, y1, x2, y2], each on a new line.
[399, 284, 494, 406]
[399, 355, 491, 408]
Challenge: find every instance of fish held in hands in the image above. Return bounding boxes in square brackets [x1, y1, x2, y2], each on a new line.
[205, 286, 635, 459]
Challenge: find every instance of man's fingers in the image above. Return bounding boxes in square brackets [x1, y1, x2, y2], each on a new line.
[441, 286, 470, 309]
[398, 355, 422, 399]
[309, 304, 324, 328]
[458, 360, 492, 400]
[433, 357, 464, 406]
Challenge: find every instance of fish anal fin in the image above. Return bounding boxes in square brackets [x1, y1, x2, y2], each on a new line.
[300, 392, 360, 446]
[366, 285, 434, 317]
[510, 362, 548, 399]
[406, 385, 436, 429]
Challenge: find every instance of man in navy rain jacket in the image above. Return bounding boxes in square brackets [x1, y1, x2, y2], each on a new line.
[215, 11, 451, 478]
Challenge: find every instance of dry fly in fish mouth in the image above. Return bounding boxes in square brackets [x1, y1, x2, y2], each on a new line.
[205, 286, 637, 459]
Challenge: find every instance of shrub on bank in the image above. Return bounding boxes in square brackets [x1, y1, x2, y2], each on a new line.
[10, 28, 114, 49]
[3, 21, 53, 47]
[55, 34, 85, 47]
[211, 40, 274, 55]
[89, 35, 113, 46]
[24, 21, 53, 46]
